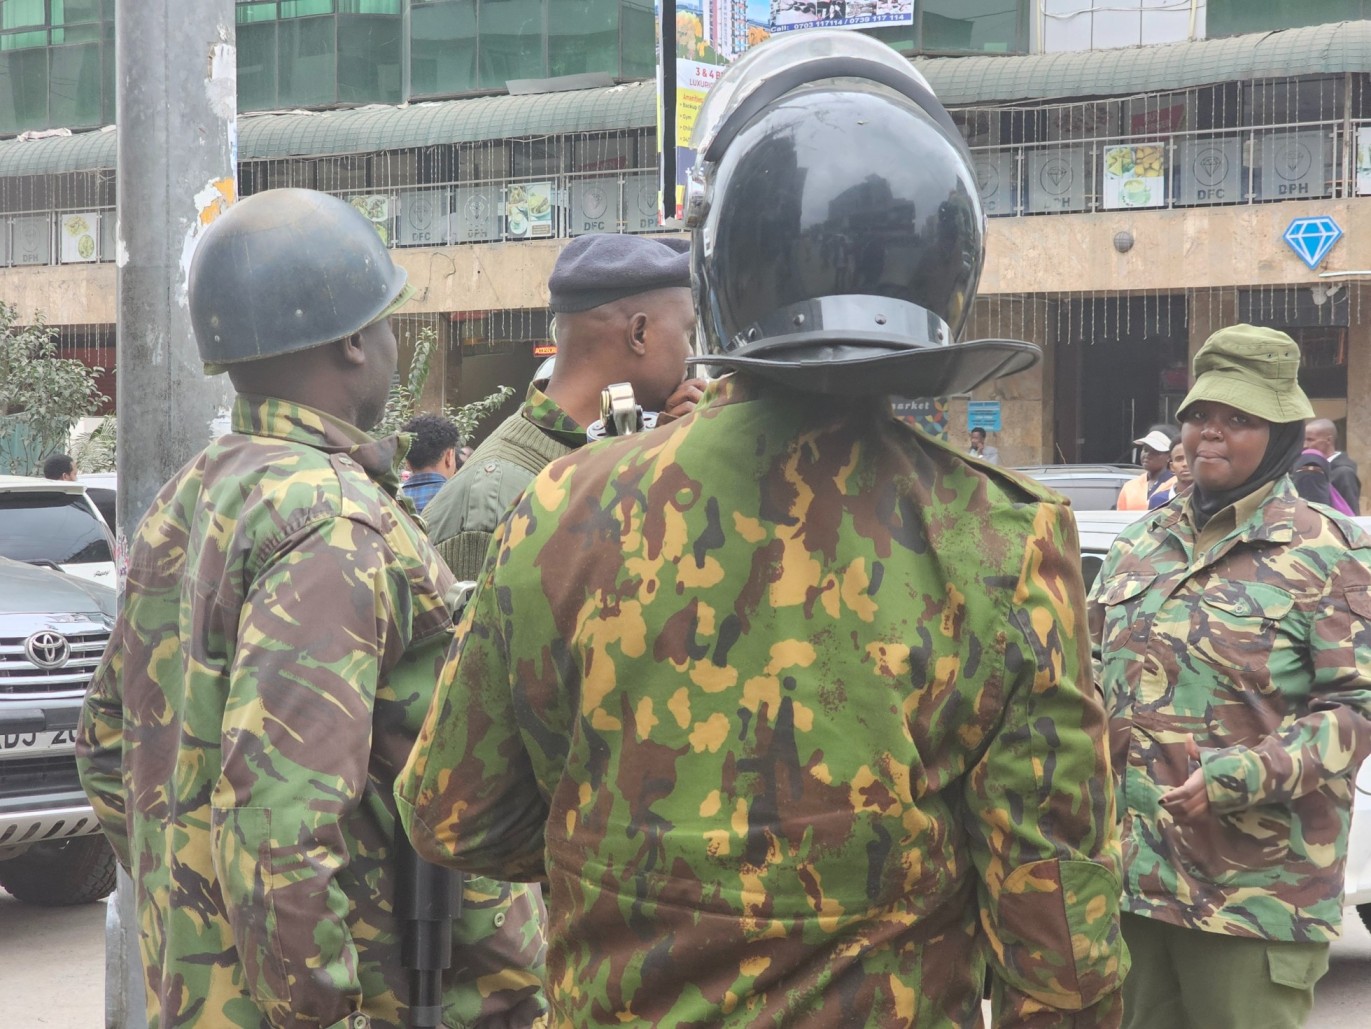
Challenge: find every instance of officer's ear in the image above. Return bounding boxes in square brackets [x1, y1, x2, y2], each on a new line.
[627, 311, 650, 356]
[337, 331, 367, 368]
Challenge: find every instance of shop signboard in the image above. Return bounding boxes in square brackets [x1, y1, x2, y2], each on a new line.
[58, 212, 99, 263]
[967, 401, 1002, 433]
[1176, 137, 1243, 206]
[569, 176, 620, 236]
[348, 194, 393, 245]
[891, 396, 948, 439]
[972, 150, 1016, 216]
[623, 173, 662, 233]
[504, 181, 555, 240]
[1261, 131, 1329, 200]
[11, 215, 51, 266]
[1025, 147, 1087, 213]
[397, 190, 450, 247]
[659, 2, 915, 221]
[451, 186, 499, 243]
[1102, 143, 1165, 210]
[1357, 125, 1371, 196]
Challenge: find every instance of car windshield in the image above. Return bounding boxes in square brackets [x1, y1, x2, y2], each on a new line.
[0, 493, 112, 566]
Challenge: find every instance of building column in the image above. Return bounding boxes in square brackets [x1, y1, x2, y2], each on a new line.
[1344, 284, 1371, 514]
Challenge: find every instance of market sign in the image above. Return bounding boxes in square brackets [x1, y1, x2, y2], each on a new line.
[451, 186, 499, 243]
[967, 401, 1002, 433]
[1176, 137, 1243, 206]
[1025, 148, 1086, 213]
[1102, 143, 1165, 210]
[397, 190, 450, 247]
[1283, 215, 1342, 270]
[972, 151, 1015, 216]
[1262, 132, 1329, 200]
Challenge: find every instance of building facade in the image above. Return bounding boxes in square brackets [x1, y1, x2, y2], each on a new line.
[2, 0, 1370, 489]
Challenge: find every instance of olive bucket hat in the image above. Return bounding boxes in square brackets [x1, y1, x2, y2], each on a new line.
[1178, 324, 1315, 424]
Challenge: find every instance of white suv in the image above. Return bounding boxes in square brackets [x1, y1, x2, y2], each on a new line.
[0, 475, 116, 586]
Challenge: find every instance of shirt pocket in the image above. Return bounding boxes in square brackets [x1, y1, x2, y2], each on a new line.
[1192, 583, 1296, 694]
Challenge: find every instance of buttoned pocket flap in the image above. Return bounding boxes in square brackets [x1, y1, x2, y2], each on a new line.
[1266, 944, 1329, 990]
[1343, 584, 1371, 620]
[1097, 573, 1154, 607]
[1201, 583, 1294, 620]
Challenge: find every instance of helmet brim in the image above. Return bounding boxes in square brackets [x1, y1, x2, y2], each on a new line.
[688, 338, 1040, 398]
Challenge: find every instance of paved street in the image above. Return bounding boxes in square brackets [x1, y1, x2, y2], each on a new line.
[4, 886, 1369, 1026]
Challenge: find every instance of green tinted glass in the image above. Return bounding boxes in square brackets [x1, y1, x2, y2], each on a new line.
[1207, 0, 1367, 37]
[53, 0, 103, 25]
[921, 0, 1026, 54]
[1, 0, 45, 31]
[238, 20, 279, 111]
[49, 40, 101, 126]
[479, 0, 546, 88]
[281, 0, 334, 17]
[338, 13, 401, 103]
[237, 2, 279, 24]
[338, 0, 400, 11]
[0, 29, 47, 49]
[411, 0, 477, 96]
[278, 14, 335, 105]
[0, 46, 47, 134]
[620, 1, 654, 78]
[549, 0, 617, 78]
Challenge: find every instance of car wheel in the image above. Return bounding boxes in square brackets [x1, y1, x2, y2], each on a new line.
[0, 835, 117, 906]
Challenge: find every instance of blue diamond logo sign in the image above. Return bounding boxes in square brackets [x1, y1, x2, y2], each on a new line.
[1283, 216, 1343, 270]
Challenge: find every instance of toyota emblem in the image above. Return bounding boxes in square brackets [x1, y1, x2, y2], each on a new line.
[24, 631, 71, 670]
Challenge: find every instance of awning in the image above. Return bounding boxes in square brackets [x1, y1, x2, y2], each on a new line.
[915, 20, 1371, 106]
[0, 79, 658, 179]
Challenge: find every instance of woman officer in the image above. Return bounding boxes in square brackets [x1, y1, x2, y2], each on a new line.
[1089, 324, 1371, 1029]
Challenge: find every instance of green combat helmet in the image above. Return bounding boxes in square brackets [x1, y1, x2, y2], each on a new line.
[189, 187, 412, 372]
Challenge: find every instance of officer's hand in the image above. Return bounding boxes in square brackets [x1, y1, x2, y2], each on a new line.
[1160, 736, 1211, 823]
[658, 378, 708, 424]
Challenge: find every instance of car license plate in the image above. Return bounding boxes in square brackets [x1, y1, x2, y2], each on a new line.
[0, 728, 78, 755]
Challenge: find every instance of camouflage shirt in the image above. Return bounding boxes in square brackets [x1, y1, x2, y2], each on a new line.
[1089, 477, 1371, 943]
[399, 375, 1127, 1027]
[76, 396, 547, 1029]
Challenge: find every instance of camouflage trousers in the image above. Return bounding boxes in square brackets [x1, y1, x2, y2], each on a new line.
[1120, 913, 1328, 1029]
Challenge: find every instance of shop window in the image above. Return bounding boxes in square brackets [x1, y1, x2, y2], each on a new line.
[238, 19, 278, 111]
[1, 0, 46, 31]
[281, 0, 336, 16]
[412, 0, 477, 96]
[510, 137, 562, 178]
[1207, 0, 1370, 39]
[620, 0, 654, 79]
[0, 46, 47, 134]
[338, 13, 401, 102]
[548, 0, 617, 79]
[278, 14, 336, 106]
[48, 40, 100, 127]
[922, 0, 1026, 54]
[479, 0, 546, 89]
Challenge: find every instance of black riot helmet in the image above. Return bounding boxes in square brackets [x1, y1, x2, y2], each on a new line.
[684, 30, 1037, 397]
[189, 188, 412, 372]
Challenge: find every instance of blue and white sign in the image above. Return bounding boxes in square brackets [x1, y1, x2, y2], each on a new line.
[967, 401, 1002, 433]
[1283, 215, 1343, 270]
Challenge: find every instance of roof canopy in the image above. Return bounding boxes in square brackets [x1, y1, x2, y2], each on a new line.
[0, 79, 657, 179]
[915, 20, 1371, 106]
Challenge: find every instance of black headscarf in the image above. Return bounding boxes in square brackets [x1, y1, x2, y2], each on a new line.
[1188, 419, 1306, 530]
[1291, 449, 1334, 507]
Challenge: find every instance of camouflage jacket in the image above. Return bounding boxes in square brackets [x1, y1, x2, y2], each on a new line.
[399, 375, 1126, 1027]
[76, 397, 547, 1029]
[423, 384, 583, 581]
[1088, 477, 1371, 942]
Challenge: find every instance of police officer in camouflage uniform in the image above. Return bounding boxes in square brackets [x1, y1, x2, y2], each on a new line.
[422, 233, 703, 582]
[76, 189, 547, 1029]
[1090, 325, 1371, 1029]
[399, 32, 1126, 1027]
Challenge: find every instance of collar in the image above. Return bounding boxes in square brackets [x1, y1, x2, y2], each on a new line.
[1174, 477, 1296, 554]
[231, 395, 408, 497]
[521, 382, 590, 448]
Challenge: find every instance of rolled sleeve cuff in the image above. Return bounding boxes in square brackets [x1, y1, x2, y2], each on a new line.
[1201, 746, 1266, 812]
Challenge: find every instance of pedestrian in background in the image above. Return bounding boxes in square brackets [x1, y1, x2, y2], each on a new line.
[399, 32, 1125, 1027]
[42, 452, 77, 480]
[1291, 449, 1356, 516]
[422, 232, 704, 582]
[76, 189, 546, 1029]
[1090, 324, 1371, 1029]
[1147, 439, 1192, 509]
[1305, 417, 1361, 512]
[1116, 428, 1175, 510]
[399, 411, 462, 512]
[967, 425, 1000, 463]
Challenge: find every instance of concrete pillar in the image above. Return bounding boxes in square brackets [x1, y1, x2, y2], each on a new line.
[1344, 284, 1371, 514]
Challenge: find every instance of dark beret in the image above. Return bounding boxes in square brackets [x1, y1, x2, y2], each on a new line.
[548, 233, 691, 314]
